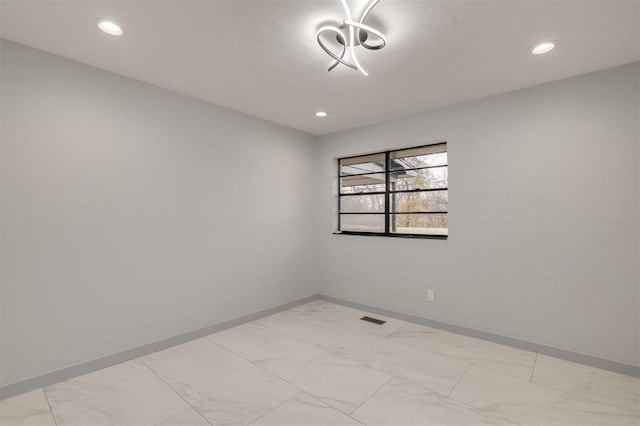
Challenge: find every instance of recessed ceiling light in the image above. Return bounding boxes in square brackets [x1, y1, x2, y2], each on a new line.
[315, 111, 328, 117]
[98, 20, 123, 36]
[531, 41, 556, 55]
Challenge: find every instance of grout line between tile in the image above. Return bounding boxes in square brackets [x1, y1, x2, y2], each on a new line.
[235, 322, 402, 420]
[153, 408, 202, 426]
[234, 343, 307, 395]
[401, 372, 519, 426]
[247, 391, 302, 425]
[450, 362, 640, 419]
[530, 352, 539, 382]
[236, 338, 284, 357]
[348, 412, 368, 425]
[311, 333, 397, 377]
[385, 326, 545, 384]
[319, 324, 481, 396]
[386, 322, 411, 339]
[348, 375, 395, 418]
[474, 406, 521, 425]
[254, 317, 346, 347]
[447, 363, 471, 398]
[316, 328, 352, 346]
[207, 327, 285, 357]
[244, 319, 640, 420]
[139, 360, 214, 426]
[41, 388, 59, 426]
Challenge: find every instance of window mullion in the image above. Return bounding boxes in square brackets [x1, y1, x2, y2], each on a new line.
[384, 151, 390, 235]
[337, 159, 341, 232]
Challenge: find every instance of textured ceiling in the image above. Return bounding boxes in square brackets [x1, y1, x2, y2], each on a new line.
[2, 0, 638, 135]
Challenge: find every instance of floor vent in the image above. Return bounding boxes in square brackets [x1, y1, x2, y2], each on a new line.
[360, 316, 386, 325]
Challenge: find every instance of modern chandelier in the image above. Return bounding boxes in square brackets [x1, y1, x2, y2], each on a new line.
[316, 0, 386, 76]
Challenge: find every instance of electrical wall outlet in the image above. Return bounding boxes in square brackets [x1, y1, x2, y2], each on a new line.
[427, 289, 435, 302]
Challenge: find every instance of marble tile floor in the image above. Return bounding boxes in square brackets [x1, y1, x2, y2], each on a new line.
[1, 300, 638, 426]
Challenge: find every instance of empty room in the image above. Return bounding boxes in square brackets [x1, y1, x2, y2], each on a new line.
[0, 0, 638, 425]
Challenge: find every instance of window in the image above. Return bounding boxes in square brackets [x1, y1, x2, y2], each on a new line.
[338, 142, 448, 239]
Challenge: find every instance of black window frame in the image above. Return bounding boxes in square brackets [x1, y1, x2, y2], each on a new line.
[336, 142, 448, 240]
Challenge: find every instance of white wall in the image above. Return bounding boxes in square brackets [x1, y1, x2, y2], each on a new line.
[2, 40, 638, 388]
[0, 40, 318, 386]
[316, 63, 640, 366]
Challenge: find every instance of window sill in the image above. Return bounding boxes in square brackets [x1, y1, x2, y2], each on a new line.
[333, 231, 448, 240]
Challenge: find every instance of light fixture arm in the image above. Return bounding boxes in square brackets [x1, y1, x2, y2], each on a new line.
[359, 0, 383, 50]
[317, 0, 386, 76]
[316, 26, 358, 71]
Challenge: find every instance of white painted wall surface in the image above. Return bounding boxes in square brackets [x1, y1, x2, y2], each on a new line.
[0, 40, 317, 385]
[2, 40, 638, 387]
[316, 63, 640, 366]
